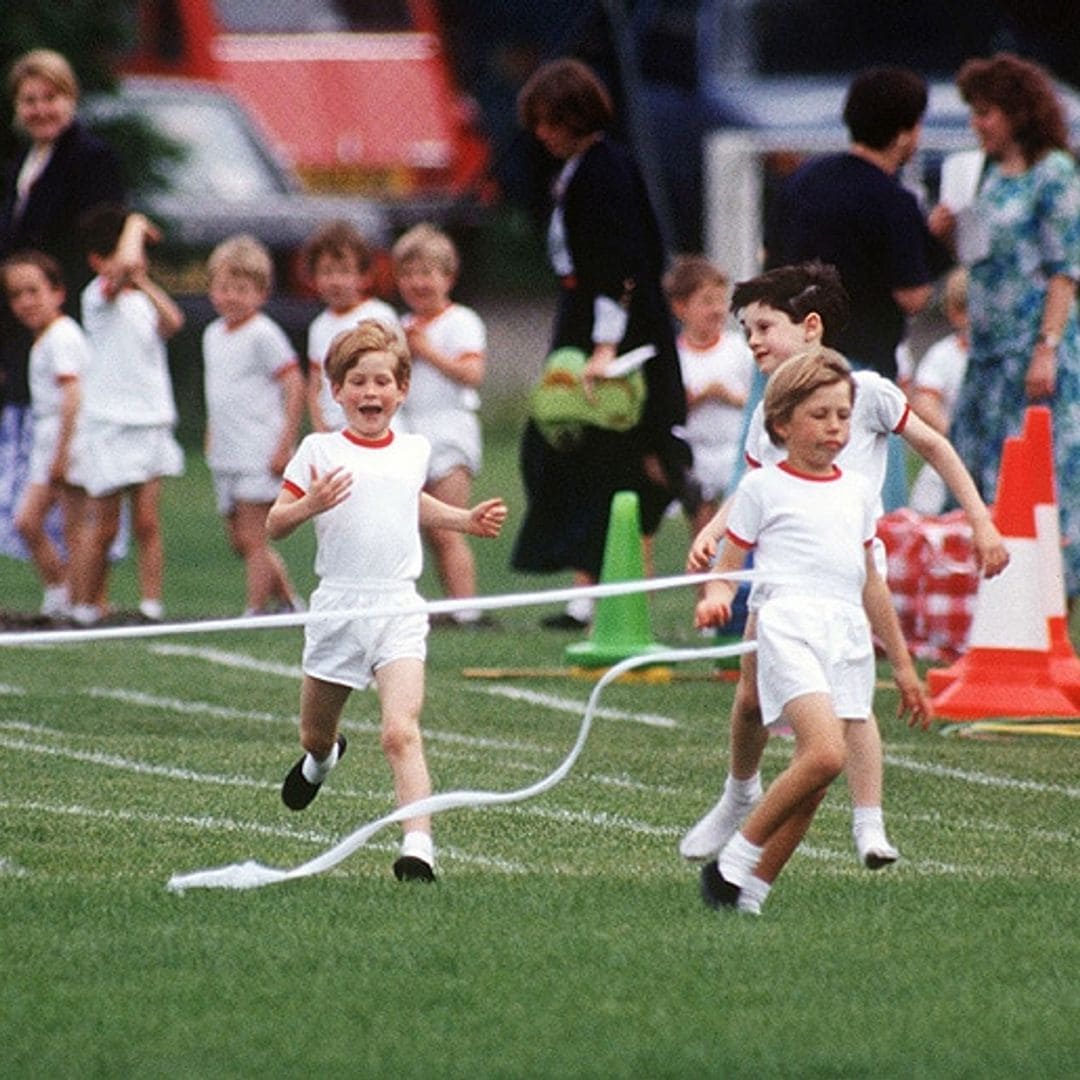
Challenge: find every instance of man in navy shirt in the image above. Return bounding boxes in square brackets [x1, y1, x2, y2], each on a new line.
[766, 66, 949, 383]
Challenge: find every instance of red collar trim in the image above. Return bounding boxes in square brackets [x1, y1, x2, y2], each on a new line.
[342, 429, 394, 448]
[778, 460, 841, 482]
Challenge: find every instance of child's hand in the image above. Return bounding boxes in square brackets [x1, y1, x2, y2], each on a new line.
[687, 529, 718, 572]
[404, 324, 432, 361]
[306, 465, 352, 514]
[895, 668, 932, 731]
[694, 581, 735, 629]
[971, 519, 1010, 579]
[468, 498, 508, 538]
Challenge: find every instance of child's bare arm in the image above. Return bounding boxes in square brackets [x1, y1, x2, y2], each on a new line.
[901, 412, 1009, 578]
[131, 269, 185, 340]
[404, 325, 485, 388]
[419, 493, 507, 536]
[270, 366, 305, 475]
[306, 365, 328, 432]
[687, 493, 735, 571]
[51, 378, 81, 483]
[693, 539, 744, 629]
[862, 556, 931, 729]
[266, 465, 352, 540]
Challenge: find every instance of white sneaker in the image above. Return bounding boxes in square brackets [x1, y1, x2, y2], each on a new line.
[855, 829, 900, 870]
[680, 795, 755, 860]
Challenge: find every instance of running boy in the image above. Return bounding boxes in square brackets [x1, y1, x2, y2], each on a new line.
[68, 208, 185, 626]
[696, 348, 929, 914]
[392, 222, 489, 627]
[303, 219, 399, 433]
[203, 234, 305, 615]
[267, 319, 507, 882]
[1, 250, 89, 618]
[681, 262, 1008, 867]
[663, 254, 754, 534]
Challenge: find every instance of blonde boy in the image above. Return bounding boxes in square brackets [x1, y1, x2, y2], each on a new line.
[392, 222, 489, 626]
[204, 234, 305, 614]
[267, 319, 507, 881]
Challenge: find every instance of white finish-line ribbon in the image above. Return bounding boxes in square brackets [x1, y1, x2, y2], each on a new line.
[166, 640, 755, 893]
[0, 570, 771, 648]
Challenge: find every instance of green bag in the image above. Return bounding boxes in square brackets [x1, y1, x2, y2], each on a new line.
[529, 346, 651, 451]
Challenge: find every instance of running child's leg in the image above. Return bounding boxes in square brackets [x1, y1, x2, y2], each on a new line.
[281, 674, 349, 810]
[844, 714, 899, 868]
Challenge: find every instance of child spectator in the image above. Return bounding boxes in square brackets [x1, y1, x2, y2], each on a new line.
[663, 254, 755, 534]
[203, 234, 305, 615]
[695, 348, 929, 914]
[908, 268, 970, 515]
[303, 220, 399, 432]
[67, 208, 184, 626]
[267, 319, 507, 882]
[392, 222, 489, 627]
[1, 250, 88, 617]
[682, 262, 1007, 871]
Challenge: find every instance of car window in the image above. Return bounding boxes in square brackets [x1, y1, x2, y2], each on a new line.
[134, 96, 290, 200]
[214, 0, 412, 33]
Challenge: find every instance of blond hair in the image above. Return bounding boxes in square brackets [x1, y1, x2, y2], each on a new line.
[392, 222, 459, 279]
[207, 234, 274, 293]
[8, 49, 79, 101]
[662, 254, 729, 303]
[325, 318, 411, 389]
[764, 347, 855, 446]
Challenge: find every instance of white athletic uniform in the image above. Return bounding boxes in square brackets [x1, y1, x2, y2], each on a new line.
[204, 312, 299, 511]
[677, 329, 755, 500]
[307, 298, 400, 431]
[909, 333, 968, 515]
[726, 461, 878, 725]
[27, 315, 90, 485]
[282, 428, 432, 689]
[74, 277, 184, 496]
[397, 303, 485, 482]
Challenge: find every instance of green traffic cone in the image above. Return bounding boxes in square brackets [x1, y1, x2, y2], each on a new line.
[565, 490, 669, 667]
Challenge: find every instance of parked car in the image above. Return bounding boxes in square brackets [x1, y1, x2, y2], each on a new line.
[82, 74, 392, 298]
[119, 0, 495, 229]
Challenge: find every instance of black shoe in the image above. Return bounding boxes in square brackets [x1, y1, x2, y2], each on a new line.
[393, 855, 436, 882]
[700, 860, 740, 910]
[281, 735, 346, 810]
[540, 612, 589, 631]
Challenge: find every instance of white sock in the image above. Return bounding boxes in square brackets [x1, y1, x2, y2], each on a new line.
[139, 598, 164, 620]
[453, 608, 482, 624]
[300, 741, 340, 784]
[852, 806, 885, 835]
[400, 830, 434, 866]
[718, 831, 764, 889]
[737, 874, 771, 915]
[71, 603, 101, 627]
[566, 596, 594, 623]
[40, 584, 70, 616]
[726, 773, 764, 805]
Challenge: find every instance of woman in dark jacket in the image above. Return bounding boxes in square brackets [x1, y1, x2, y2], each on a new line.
[1, 48, 125, 559]
[511, 58, 689, 628]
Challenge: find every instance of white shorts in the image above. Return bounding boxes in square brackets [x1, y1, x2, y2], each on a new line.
[302, 581, 428, 690]
[211, 469, 282, 514]
[755, 596, 874, 726]
[411, 410, 481, 483]
[27, 415, 61, 485]
[71, 418, 184, 497]
[687, 441, 738, 502]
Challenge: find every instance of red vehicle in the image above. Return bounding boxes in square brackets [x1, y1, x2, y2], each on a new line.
[121, 0, 495, 227]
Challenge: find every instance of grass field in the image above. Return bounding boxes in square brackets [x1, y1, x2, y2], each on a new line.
[1, 427, 1078, 1078]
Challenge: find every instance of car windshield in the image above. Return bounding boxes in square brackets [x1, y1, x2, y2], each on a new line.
[137, 96, 289, 200]
[214, 0, 412, 33]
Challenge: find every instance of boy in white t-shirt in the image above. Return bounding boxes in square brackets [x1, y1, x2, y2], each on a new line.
[908, 268, 970, 515]
[268, 320, 507, 881]
[695, 348, 929, 914]
[68, 208, 185, 626]
[392, 223, 489, 627]
[203, 235, 305, 615]
[1, 250, 89, 617]
[302, 220, 399, 433]
[681, 262, 1008, 871]
[663, 254, 755, 534]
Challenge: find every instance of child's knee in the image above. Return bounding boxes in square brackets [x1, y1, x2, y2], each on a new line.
[381, 717, 423, 761]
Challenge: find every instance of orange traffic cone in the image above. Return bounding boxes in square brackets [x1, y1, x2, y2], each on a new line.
[928, 407, 1080, 718]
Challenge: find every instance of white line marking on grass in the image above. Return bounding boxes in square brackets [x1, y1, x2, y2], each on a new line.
[0, 683, 25, 695]
[0, 855, 28, 877]
[469, 684, 677, 729]
[149, 643, 303, 678]
[88, 687, 288, 725]
[884, 751, 1080, 798]
[0, 799, 524, 874]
